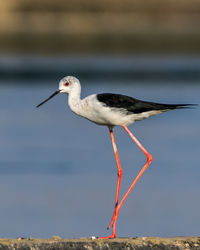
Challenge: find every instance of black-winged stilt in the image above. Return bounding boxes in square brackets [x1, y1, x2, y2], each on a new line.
[36, 76, 195, 239]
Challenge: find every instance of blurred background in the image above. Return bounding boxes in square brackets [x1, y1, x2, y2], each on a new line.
[0, 0, 199, 239]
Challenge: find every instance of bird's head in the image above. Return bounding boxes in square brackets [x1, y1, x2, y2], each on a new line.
[59, 76, 80, 94]
[36, 75, 81, 108]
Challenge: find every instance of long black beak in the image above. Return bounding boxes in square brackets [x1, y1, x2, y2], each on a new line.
[36, 90, 61, 108]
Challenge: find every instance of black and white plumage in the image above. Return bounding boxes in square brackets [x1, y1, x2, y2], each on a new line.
[97, 92, 191, 115]
[36, 76, 193, 126]
[36, 76, 195, 239]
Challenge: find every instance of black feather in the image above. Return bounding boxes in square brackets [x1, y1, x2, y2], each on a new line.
[97, 93, 196, 114]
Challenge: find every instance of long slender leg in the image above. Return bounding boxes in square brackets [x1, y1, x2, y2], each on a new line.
[99, 125, 152, 239]
[107, 128, 123, 230]
[98, 127, 123, 239]
[114, 125, 153, 220]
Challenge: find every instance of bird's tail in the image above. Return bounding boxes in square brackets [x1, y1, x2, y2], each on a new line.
[141, 101, 198, 112]
[166, 104, 198, 110]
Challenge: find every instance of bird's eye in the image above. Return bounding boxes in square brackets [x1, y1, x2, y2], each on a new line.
[64, 82, 69, 86]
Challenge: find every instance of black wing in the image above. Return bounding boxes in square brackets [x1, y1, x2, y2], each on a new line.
[97, 93, 194, 114]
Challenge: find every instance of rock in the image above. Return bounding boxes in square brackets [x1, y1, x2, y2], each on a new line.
[0, 237, 199, 250]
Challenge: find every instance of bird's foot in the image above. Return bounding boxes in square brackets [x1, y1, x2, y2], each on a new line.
[98, 234, 116, 239]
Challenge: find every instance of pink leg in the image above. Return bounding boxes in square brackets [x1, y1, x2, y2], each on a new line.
[99, 125, 152, 239]
[115, 125, 153, 221]
[98, 127, 123, 239]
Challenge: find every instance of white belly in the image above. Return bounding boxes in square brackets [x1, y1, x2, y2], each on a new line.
[74, 95, 162, 126]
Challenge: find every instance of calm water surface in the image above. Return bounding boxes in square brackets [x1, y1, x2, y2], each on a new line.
[0, 60, 199, 238]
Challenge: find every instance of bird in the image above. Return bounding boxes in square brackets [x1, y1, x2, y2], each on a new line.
[36, 76, 195, 239]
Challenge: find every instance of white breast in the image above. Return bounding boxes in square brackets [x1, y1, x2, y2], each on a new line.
[74, 95, 163, 126]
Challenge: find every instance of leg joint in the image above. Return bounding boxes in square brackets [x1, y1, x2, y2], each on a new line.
[118, 169, 123, 177]
[147, 154, 153, 164]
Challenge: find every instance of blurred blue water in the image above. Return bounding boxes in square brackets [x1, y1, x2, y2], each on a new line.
[0, 58, 199, 238]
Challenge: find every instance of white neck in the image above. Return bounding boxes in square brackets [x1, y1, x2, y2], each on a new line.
[67, 86, 82, 115]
